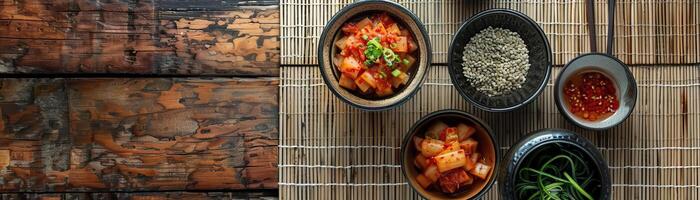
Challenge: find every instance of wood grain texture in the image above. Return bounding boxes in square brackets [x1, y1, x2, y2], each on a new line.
[62, 78, 279, 191]
[0, 78, 279, 192]
[0, 0, 279, 76]
[0, 191, 277, 200]
[0, 79, 70, 192]
[157, 0, 280, 10]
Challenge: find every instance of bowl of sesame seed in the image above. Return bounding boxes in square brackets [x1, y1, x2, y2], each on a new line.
[448, 9, 552, 112]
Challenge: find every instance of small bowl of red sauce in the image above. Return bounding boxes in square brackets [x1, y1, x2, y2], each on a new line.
[555, 53, 637, 130]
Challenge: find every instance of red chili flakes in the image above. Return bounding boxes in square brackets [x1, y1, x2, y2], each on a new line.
[564, 71, 620, 121]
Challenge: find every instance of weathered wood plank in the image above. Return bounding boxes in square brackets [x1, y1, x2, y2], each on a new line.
[0, 79, 70, 192]
[1, 191, 277, 200]
[61, 78, 278, 191]
[0, 78, 279, 192]
[0, 0, 279, 76]
[157, 0, 280, 10]
[156, 9, 280, 75]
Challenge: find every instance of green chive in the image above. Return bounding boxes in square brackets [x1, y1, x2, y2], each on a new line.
[382, 48, 397, 66]
[402, 58, 410, 65]
[368, 37, 382, 48]
[391, 69, 401, 77]
[363, 38, 383, 63]
[383, 49, 393, 57]
[515, 145, 598, 200]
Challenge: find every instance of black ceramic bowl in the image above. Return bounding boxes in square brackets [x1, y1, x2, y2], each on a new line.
[401, 110, 499, 200]
[448, 9, 552, 112]
[555, 53, 637, 130]
[499, 129, 611, 200]
[318, 0, 431, 111]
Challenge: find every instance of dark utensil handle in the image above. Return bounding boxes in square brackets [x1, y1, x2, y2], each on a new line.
[586, 0, 597, 52]
[607, 0, 616, 55]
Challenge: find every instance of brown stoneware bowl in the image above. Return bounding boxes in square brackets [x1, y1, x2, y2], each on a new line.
[401, 110, 499, 199]
[318, 0, 431, 111]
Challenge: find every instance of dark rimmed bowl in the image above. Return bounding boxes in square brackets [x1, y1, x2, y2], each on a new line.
[448, 9, 552, 112]
[318, 0, 431, 111]
[499, 129, 611, 200]
[555, 53, 638, 130]
[401, 110, 499, 200]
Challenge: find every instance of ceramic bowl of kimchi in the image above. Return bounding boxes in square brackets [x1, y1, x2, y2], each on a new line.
[401, 109, 499, 200]
[318, 0, 431, 111]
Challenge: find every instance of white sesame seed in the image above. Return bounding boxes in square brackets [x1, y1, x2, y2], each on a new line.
[462, 26, 530, 97]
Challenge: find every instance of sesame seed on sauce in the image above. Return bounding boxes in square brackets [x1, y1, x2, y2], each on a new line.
[564, 71, 620, 121]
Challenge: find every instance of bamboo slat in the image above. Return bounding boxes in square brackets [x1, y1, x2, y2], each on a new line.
[279, 65, 700, 199]
[280, 0, 700, 65]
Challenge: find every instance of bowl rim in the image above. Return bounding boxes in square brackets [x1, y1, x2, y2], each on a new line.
[448, 8, 553, 112]
[498, 129, 612, 200]
[400, 109, 500, 199]
[553, 52, 638, 130]
[316, 0, 432, 111]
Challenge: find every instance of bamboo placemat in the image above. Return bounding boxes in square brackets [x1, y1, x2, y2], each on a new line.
[280, 0, 700, 65]
[279, 0, 700, 199]
[279, 65, 700, 199]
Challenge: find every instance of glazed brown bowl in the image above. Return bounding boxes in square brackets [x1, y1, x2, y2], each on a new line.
[318, 0, 431, 111]
[401, 110, 499, 199]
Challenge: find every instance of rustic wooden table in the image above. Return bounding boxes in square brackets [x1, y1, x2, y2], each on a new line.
[0, 0, 279, 199]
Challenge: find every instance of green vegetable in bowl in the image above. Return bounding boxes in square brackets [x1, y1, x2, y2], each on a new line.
[364, 37, 383, 63]
[391, 69, 402, 77]
[383, 48, 398, 66]
[363, 37, 402, 67]
[515, 144, 599, 200]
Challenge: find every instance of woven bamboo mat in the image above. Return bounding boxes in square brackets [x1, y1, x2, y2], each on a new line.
[279, 65, 700, 199]
[279, 0, 700, 199]
[280, 0, 700, 65]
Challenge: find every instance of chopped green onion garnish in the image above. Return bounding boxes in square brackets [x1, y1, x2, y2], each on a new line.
[362, 35, 368, 40]
[390, 43, 398, 49]
[383, 49, 393, 57]
[368, 37, 382, 48]
[363, 37, 383, 63]
[402, 58, 410, 65]
[378, 71, 386, 78]
[391, 69, 401, 77]
[382, 48, 398, 67]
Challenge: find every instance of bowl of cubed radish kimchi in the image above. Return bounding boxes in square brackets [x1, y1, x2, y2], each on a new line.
[401, 110, 499, 199]
[318, 0, 431, 110]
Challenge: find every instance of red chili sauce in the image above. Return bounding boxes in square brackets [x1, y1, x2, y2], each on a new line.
[564, 71, 619, 121]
